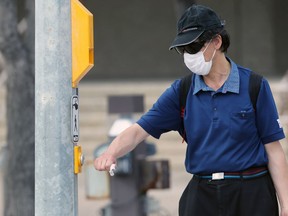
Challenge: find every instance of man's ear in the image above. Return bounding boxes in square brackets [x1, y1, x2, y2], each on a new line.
[213, 35, 222, 50]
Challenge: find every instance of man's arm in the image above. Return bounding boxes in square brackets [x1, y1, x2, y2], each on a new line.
[94, 123, 150, 171]
[265, 141, 288, 216]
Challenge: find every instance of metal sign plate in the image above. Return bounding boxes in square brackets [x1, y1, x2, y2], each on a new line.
[71, 95, 79, 143]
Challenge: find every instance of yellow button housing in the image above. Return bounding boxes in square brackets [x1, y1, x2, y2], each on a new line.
[71, 0, 94, 88]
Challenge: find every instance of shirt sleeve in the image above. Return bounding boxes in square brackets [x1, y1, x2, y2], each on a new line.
[137, 80, 181, 139]
[256, 78, 285, 144]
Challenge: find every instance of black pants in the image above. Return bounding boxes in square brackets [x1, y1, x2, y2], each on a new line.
[179, 173, 278, 216]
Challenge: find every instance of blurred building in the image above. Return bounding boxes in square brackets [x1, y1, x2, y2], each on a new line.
[81, 0, 288, 81]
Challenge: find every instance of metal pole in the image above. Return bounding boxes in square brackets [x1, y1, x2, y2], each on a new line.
[35, 1, 77, 216]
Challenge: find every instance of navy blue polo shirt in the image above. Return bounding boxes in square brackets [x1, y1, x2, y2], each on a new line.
[137, 58, 285, 174]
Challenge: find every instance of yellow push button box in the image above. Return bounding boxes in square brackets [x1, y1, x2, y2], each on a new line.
[74, 145, 84, 174]
[71, 0, 94, 88]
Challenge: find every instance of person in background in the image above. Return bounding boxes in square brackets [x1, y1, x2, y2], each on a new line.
[94, 4, 288, 216]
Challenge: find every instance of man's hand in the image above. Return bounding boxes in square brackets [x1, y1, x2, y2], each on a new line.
[93, 124, 149, 172]
[281, 207, 288, 216]
[94, 153, 116, 171]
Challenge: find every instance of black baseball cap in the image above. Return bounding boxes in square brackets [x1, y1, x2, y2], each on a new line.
[169, 5, 225, 50]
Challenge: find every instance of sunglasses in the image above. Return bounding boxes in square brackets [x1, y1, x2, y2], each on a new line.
[175, 40, 206, 55]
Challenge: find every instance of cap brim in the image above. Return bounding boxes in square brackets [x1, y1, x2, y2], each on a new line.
[169, 30, 204, 50]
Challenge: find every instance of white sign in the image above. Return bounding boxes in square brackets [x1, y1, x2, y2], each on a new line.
[71, 95, 79, 143]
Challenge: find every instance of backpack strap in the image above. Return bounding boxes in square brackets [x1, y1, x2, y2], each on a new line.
[179, 73, 193, 143]
[249, 72, 263, 111]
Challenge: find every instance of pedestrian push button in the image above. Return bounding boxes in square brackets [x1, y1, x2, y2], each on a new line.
[74, 145, 85, 174]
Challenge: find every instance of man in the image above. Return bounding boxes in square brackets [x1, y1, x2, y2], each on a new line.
[94, 5, 288, 216]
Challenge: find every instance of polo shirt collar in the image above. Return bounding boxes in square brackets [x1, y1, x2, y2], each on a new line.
[193, 57, 240, 95]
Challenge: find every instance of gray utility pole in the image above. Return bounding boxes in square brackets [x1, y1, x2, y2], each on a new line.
[35, 1, 77, 216]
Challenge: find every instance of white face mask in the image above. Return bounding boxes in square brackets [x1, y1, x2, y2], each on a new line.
[183, 40, 216, 76]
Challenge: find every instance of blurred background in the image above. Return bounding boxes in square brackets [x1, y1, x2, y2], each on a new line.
[0, 0, 288, 215]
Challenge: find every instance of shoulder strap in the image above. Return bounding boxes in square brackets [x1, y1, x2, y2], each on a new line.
[249, 72, 263, 111]
[179, 73, 193, 142]
[180, 74, 193, 115]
